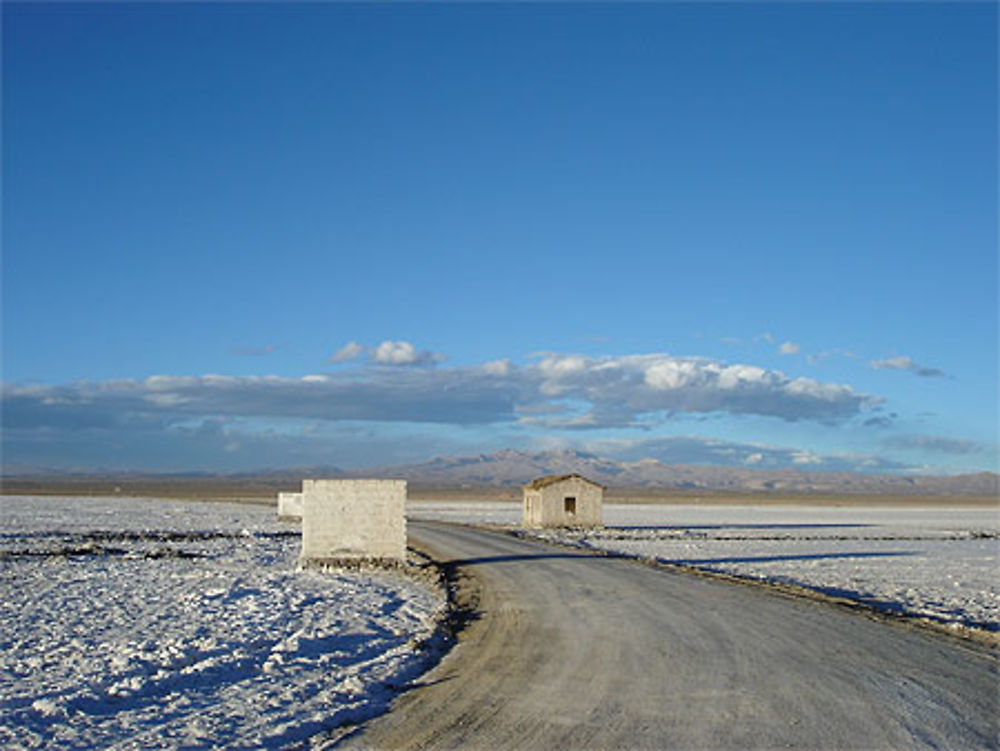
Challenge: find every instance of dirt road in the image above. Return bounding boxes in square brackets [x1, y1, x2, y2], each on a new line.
[342, 522, 998, 750]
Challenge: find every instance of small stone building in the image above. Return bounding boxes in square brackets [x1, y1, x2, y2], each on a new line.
[522, 474, 604, 528]
[301, 479, 407, 563]
[277, 491, 303, 522]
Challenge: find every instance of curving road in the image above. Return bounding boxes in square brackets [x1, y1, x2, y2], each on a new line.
[342, 521, 998, 750]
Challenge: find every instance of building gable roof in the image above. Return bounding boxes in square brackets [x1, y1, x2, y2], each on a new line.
[523, 473, 606, 491]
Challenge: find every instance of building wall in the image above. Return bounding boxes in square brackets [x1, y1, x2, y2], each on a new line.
[277, 492, 303, 521]
[301, 479, 407, 562]
[523, 477, 603, 528]
[523, 489, 544, 527]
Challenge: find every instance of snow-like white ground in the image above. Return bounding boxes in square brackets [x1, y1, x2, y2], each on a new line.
[410, 501, 1000, 632]
[0, 496, 445, 750]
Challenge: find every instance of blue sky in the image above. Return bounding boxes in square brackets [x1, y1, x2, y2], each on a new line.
[3, 3, 997, 474]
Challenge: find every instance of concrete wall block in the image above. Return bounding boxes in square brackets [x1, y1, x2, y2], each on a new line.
[277, 492, 304, 521]
[301, 479, 407, 562]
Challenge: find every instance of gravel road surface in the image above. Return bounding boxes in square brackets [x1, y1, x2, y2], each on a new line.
[342, 522, 998, 750]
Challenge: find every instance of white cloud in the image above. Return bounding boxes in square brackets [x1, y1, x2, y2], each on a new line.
[143, 392, 191, 408]
[791, 450, 822, 465]
[644, 359, 705, 390]
[779, 341, 800, 355]
[542, 352, 877, 426]
[372, 340, 418, 365]
[329, 339, 446, 367]
[481, 359, 512, 376]
[537, 354, 589, 377]
[870, 355, 945, 378]
[328, 341, 364, 364]
[715, 364, 768, 390]
[371, 340, 445, 367]
[872, 356, 912, 370]
[145, 375, 195, 390]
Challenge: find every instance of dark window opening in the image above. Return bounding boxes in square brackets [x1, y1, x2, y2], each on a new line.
[564, 496, 577, 516]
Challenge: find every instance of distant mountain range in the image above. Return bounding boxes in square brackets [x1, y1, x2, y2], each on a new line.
[363, 449, 999, 497]
[4, 449, 996, 497]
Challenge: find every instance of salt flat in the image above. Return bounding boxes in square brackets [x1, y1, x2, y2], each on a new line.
[0, 496, 444, 750]
[3, 495, 994, 749]
[409, 501, 999, 632]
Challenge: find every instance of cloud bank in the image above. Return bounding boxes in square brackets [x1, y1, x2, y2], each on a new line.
[6, 350, 991, 474]
[885, 434, 984, 455]
[590, 435, 910, 473]
[3, 353, 878, 435]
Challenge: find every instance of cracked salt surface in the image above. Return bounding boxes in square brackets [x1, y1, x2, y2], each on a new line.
[411, 501, 999, 631]
[1, 496, 445, 750]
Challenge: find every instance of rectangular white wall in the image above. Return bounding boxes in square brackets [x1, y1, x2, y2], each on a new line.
[301, 479, 407, 562]
[277, 492, 303, 521]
